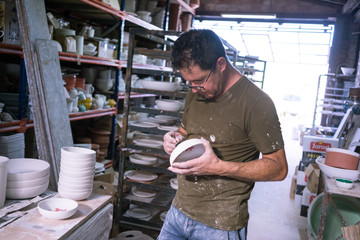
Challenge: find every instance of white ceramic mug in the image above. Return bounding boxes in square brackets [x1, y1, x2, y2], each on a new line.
[85, 84, 94, 95]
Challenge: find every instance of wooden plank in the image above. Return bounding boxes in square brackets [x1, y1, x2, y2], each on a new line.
[15, 0, 73, 189]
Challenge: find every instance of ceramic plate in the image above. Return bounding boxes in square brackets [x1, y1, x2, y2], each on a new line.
[157, 125, 178, 132]
[126, 207, 152, 219]
[129, 154, 157, 165]
[160, 211, 168, 222]
[169, 139, 205, 165]
[170, 178, 178, 190]
[125, 170, 158, 182]
[133, 188, 157, 198]
[133, 138, 163, 149]
[129, 121, 159, 128]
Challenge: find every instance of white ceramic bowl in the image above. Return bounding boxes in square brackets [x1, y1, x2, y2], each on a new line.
[58, 177, 93, 188]
[170, 138, 205, 166]
[61, 146, 96, 159]
[335, 178, 354, 190]
[61, 158, 95, 168]
[58, 187, 92, 201]
[7, 158, 50, 181]
[341, 67, 355, 76]
[95, 78, 113, 91]
[38, 198, 78, 219]
[155, 99, 182, 112]
[59, 173, 94, 182]
[316, 157, 359, 181]
[7, 173, 49, 188]
[6, 181, 49, 199]
[140, 80, 181, 92]
[58, 180, 92, 191]
[60, 167, 95, 178]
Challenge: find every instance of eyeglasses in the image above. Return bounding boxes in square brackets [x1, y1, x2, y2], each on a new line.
[181, 63, 216, 91]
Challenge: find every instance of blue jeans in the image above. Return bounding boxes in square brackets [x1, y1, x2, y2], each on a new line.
[158, 205, 247, 240]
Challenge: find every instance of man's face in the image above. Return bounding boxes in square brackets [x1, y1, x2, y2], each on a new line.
[179, 63, 223, 99]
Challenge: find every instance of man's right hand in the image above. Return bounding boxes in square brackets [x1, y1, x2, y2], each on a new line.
[163, 131, 184, 154]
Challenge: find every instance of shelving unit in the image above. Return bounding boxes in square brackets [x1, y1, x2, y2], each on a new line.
[312, 73, 355, 134]
[116, 29, 185, 233]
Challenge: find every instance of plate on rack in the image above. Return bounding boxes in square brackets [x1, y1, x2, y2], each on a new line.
[125, 170, 158, 182]
[126, 207, 152, 219]
[157, 125, 178, 132]
[160, 211, 168, 222]
[129, 154, 157, 165]
[129, 121, 159, 128]
[133, 188, 157, 198]
[133, 138, 163, 149]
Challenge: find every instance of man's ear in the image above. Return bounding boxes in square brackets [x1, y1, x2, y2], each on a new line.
[217, 57, 227, 71]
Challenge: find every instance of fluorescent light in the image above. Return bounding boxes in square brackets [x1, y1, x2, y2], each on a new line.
[221, 14, 277, 19]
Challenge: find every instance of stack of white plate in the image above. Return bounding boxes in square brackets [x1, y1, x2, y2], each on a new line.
[58, 146, 96, 201]
[6, 158, 50, 199]
[0, 133, 25, 159]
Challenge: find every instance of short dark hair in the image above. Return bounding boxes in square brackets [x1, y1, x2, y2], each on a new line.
[171, 29, 226, 71]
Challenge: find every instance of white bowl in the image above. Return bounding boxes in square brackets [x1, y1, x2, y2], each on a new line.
[7, 158, 50, 181]
[61, 158, 95, 168]
[170, 139, 205, 166]
[58, 187, 92, 201]
[59, 172, 94, 182]
[155, 99, 182, 112]
[341, 67, 355, 76]
[58, 180, 92, 191]
[38, 198, 78, 219]
[95, 78, 113, 91]
[140, 80, 181, 92]
[60, 167, 95, 178]
[58, 176, 93, 187]
[7, 173, 49, 188]
[316, 157, 359, 181]
[6, 181, 49, 199]
[61, 146, 96, 159]
[335, 178, 354, 190]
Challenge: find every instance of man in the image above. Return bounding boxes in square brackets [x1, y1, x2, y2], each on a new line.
[158, 29, 288, 240]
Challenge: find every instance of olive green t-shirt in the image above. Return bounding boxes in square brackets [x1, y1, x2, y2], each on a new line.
[173, 76, 284, 231]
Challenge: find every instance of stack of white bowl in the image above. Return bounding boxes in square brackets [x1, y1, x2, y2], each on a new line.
[6, 158, 50, 199]
[58, 146, 96, 201]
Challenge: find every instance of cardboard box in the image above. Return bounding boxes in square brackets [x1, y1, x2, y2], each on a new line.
[304, 163, 320, 193]
[302, 135, 339, 153]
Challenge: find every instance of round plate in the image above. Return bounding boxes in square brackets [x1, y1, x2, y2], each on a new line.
[125, 170, 158, 182]
[169, 139, 205, 165]
[160, 211, 167, 222]
[129, 121, 159, 128]
[157, 125, 178, 132]
[133, 188, 157, 198]
[126, 207, 152, 219]
[170, 178, 178, 190]
[133, 139, 163, 149]
[129, 154, 157, 166]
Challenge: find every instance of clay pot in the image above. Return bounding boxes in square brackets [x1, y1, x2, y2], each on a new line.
[75, 77, 86, 90]
[63, 75, 76, 91]
[325, 148, 360, 170]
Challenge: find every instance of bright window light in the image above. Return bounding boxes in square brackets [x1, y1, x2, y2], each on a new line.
[221, 14, 277, 19]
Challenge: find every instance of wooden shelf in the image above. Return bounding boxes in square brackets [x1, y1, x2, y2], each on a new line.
[59, 52, 122, 68]
[0, 108, 116, 133]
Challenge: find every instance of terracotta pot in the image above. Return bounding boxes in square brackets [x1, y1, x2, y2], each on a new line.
[325, 148, 360, 170]
[75, 77, 86, 90]
[63, 75, 76, 91]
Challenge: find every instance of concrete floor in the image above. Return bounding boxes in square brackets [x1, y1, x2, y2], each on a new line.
[247, 123, 310, 240]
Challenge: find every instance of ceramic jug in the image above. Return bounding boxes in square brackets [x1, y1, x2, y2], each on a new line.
[95, 94, 105, 109]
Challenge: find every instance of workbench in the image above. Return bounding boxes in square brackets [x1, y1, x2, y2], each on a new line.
[0, 193, 113, 240]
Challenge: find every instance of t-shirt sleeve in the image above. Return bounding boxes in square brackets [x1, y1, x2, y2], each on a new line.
[247, 96, 284, 154]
